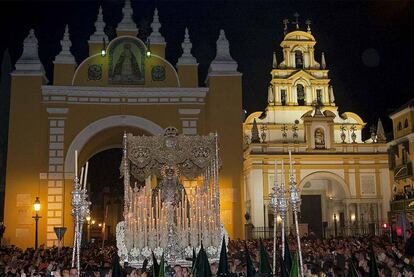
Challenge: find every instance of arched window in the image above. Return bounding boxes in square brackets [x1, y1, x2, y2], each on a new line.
[404, 119, 409, 128]
[281, 89, 287, 106]
[314, 128, 326, 149]
[398, 122, 402, 131]
[295, 50, 304, 69]
[297, 84, 305, 106]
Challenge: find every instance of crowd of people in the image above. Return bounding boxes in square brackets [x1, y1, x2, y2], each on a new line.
[1, 233, 414, 277]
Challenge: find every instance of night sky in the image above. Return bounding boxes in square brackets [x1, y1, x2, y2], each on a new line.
[0, 0, 413, 136]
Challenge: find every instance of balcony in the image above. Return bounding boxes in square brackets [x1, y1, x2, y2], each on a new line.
[394, 162, 413, 180]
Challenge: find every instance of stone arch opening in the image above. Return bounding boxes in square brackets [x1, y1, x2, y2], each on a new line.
[62, 115, 164, 243]
[298, 171, 350, 238]
[64, 115, 164, 174]
[74, 125, 156, 243]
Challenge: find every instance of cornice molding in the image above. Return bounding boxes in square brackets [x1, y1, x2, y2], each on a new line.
[41, 86, 208, 105]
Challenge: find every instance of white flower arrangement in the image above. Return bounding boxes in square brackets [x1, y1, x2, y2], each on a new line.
[141, 246, 152, 258]
[116, 221, 128, 262]
[206, 246, 217, 258]
[130, 248, 141, 258]
[154, 247, 163, 259]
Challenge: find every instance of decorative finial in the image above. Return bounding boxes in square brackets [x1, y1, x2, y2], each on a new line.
[14, 29, 47, 78]
[215, 30, 232, 60]
[305, 19, 312, 33]
[329, 86, 335, 104]
[267, 85, 274, 105]
[376, 118, 386, 143]
[177, 27, 197, 65]
[292, 12, 300, 29]
[89, 6, 109, 44]
[321, 52, 326, 69]
[55, 24, 75, 64]
[19, 29, 39, 62]
[149, 8, 165, 44]
[272, 52, 277, 68]
[117, 0, 138, 34]
[251, 119, 261, 143]
[209, 29, 239, 75]
[283, 18, 289, 35]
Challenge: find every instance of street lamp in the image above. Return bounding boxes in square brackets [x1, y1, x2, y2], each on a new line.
[33, 197, 41, 250]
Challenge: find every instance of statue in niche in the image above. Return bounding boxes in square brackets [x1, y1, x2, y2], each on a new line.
[113, 44, 142, 81]
[109, 39, 145, 84]
[314, 128, 325, 149]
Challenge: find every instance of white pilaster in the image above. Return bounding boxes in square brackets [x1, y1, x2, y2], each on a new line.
[248, 169, 264, 227]
[46, 108, 69, 247]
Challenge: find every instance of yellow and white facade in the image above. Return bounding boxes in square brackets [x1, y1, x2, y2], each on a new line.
[243, 28, 391, 237]
[4, 2, 244, 248]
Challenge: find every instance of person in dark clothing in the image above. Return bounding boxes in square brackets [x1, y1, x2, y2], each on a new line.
[405, 229, 414, 257]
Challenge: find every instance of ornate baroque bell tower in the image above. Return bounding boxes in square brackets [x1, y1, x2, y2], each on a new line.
[268, 18, 334, 107]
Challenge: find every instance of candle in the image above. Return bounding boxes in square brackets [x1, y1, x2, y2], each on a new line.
[83, 161, 89, 190]
[289, 150, 293, 176]
[274, 160, 277, 185]
[75, 150, 78, 177]
[79, 167, 84, 187]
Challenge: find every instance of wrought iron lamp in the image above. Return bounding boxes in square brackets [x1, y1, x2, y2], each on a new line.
[33, 197, 41, 250]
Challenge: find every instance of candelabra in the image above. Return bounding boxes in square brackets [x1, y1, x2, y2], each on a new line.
[71, 151, 91, 276]
[269, 151, 303, 277]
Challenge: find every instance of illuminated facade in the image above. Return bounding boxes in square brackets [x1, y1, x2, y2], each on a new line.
[388, 99, 414, 219]
[243, 25, 391, 237]
[4, 2, 244, 248]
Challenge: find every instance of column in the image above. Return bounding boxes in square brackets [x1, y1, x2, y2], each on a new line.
[287, 86, 293, 105]
[46, 108, 69, 247]
[292, 86, 298, 105]
[305, 86, 312, 105]
[274, 86, 281, 105]
[323, 87, 330, 105]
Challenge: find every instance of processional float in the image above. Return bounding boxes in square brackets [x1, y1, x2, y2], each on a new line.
[116, 127, 225, 266]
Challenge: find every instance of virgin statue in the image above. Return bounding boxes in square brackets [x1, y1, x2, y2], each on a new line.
[113, 43, 142, 82]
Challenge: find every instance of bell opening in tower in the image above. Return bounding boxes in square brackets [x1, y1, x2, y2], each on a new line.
[295, 50, 304, 69]
[281, 89, 287, 106]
